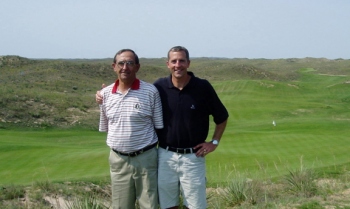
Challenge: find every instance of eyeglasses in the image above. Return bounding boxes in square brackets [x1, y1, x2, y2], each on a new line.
[116, 61, 136, 68]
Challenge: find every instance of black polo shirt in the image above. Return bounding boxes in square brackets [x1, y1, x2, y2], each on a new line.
[154, 72, 229, 148]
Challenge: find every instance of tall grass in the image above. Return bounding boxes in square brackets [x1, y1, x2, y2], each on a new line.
[0, 184, 25, 201]
[284, 157, 317, 197]
[0, 162, 349, 208]
[66, 195, 109, 209]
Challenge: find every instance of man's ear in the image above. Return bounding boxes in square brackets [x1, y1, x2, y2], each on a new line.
[135, 64, 140, 72]
[166, 61, 170, 69]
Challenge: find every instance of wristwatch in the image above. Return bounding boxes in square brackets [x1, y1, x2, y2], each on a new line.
[211, 139, 219, 146]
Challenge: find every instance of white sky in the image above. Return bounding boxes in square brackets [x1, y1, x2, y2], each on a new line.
[1, 0, 349, 59]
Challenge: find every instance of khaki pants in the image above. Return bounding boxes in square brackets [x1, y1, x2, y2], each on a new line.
[109, 147, 158, 209]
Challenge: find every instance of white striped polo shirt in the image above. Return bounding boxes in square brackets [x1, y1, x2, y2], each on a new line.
[99, 79, 163, 152]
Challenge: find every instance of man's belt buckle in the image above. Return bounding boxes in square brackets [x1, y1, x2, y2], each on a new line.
[176, 148, 185, 154]
[163, 145, 194, 154]
[175, 147, 191, 154]
[138, 150, 144, 155]
[128, 152, 136, 157]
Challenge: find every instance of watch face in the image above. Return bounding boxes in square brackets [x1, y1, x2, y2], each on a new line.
[212, 140, 219, 145]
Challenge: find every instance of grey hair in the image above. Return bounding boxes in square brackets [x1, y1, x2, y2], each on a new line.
[113, 49, 139, 64]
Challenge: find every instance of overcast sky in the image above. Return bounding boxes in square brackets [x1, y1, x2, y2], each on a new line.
[1, 0, 349, 59]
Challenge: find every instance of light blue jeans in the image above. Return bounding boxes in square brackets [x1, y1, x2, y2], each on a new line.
[158, 147, 207, 209]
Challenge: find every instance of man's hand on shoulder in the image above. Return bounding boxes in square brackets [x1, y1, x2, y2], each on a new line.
[96, 83, 105, 104]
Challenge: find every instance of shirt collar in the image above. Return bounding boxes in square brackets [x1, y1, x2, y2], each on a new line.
[112, 79, 140, 93]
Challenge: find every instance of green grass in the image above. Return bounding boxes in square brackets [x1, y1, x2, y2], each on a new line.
[205, 70, 350, 185]
[2, 122, 348, 186]
[1, 57, 350, 189]
[1, 73, 350, 187]
[0, 130, 110, 185]
[1, 57, 350, 208]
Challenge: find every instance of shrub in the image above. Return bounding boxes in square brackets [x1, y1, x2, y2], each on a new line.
[0, 184, 26, 201]
[66, 194, 109, 209]
[221, 177, 263, 207]
[284, 166, 318, 197]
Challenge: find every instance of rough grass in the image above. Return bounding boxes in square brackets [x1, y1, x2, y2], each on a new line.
[1, 163, 349, 209]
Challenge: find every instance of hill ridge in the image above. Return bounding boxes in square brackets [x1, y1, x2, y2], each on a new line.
[1, 56, 350, 129]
